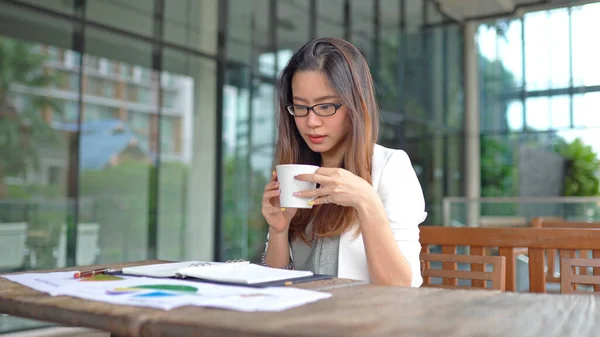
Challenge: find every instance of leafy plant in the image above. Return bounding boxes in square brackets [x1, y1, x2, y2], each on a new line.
[554, 138, 600, 196]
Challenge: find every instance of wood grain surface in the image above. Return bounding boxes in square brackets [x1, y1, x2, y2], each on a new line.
[2, 261, 599, 337]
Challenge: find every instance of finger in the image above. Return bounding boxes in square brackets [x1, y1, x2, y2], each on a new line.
[263, 204, 285, 215]
[315, 167, 339, 176]
[294, 173, 333, 185]
[292, 187, 332, 199]
[264, 180, 279, 192]
[308, 196, 329, 206]
[263, 189, 281, 201]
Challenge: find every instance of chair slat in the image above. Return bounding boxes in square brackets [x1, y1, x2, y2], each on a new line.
[529, 248, 546, 293]
[593, 250, 600, 292]
[423, 269, 494, 281]
[498, 247, 516, 292]
[470, 246, 485, 288]
[420, 253, 505, 291]
[441, 246, 458, 286]
[561, 257, 600, 294]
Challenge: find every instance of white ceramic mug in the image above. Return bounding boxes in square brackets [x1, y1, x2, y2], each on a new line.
[275, 164, 319, 209]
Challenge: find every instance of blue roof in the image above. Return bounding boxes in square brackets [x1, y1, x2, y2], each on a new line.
[53, 119, 150, 170]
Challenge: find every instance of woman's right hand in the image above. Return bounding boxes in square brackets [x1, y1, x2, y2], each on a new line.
[262, 170, 297, 233]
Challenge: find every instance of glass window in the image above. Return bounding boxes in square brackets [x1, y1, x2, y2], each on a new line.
[277, 1, 309, 74]
[85, 77, 98, 96]
[161, 48, 217, 261]
[65, 101, 79, 122]
[497, 20, 523, 89]
[547, 8, 570, 89]
[0, 13, 75, 334]
[103, 81, 115, 98]
[524, 11, 551, 90]
[549, 95, 571, 130]
[378, 0, 400, 115]
[14, 0, 74, 13]
[525, 97, 550, 131]
[506, 100, 524, 131]
[573, 92, 600, 128]
[317, 0, 345, 39]
[164, 0, 217, 54]
[69, 73, 79, 91]
[350, 0, 374, 64]
[572, 3, 600, 87]
[445, 25, 464, 130]
[160, 116, 175, 154]
[81, 28, 154, 266]
[86, 0, 153, 37]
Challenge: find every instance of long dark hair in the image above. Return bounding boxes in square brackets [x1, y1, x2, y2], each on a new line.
[274, 37, 380, 243]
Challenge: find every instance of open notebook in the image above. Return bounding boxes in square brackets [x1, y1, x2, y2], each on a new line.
[119, 261, 316, 286]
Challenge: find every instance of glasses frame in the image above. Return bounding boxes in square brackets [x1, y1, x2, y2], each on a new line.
[285, 103, 343, 117]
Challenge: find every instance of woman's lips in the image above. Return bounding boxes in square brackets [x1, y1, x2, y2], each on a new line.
[308, 135, 326, 144]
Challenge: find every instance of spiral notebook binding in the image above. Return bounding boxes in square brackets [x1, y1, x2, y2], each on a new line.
[175, 260, 250, 278]
[186, 259, 248, 268]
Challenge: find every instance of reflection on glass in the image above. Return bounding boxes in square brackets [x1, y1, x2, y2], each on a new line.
[222, 65, 251, 260]
[78, 29, 154, 264]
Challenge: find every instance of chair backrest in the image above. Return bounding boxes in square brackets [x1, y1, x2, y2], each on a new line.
[560, 258, 600, 294]
[420, 227, 600, 293]
[530, 217, 600, 284]
[55, 223, 101, 268]
[420, 253, 506, 291]
[0, 222, 28, 271]
[479, 216, 528, 228]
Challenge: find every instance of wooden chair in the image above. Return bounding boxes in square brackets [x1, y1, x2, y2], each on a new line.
[531, 217, 600, 286]
[560, 257, 600, 294]
[420, 253, 506, 291]
[420, 227, 600, 293]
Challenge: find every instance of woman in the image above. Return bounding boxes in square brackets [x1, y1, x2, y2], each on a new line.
[261, 37, 427, 287]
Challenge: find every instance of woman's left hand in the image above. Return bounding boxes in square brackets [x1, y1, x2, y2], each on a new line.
[293, 167, 377, 209]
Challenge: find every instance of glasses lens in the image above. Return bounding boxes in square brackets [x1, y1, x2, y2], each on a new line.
[314, 103, 337, 116]
[287, 105, 308, 116]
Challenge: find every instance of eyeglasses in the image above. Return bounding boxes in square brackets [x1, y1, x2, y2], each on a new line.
[286, 103, 343, 117]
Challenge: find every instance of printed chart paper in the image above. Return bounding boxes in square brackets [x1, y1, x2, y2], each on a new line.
[2, 272, 332, 311]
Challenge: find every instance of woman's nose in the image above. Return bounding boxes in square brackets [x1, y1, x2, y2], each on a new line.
[306, 109, 322, 127]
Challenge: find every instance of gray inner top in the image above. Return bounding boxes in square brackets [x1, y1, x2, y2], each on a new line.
[290, 223, 340, 276]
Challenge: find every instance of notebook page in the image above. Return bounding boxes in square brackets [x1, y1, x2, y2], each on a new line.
[178, 263, 313, 284]
[122, 261, 221, 277]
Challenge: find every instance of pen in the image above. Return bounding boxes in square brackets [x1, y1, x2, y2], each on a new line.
[74, 268, 111, 279]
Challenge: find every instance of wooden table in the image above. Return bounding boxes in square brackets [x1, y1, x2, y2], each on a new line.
[1, 261, 599, 337]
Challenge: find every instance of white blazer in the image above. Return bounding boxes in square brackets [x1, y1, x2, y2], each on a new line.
[265, 144, 427, 287]
[337, 144, 427, 287]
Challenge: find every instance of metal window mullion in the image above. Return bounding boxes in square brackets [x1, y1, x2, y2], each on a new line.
[66, 0, 86, 267]
[147, 0, 165, 260]
[213, 0, 229, 261]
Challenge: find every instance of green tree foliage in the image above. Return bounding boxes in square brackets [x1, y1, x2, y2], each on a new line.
[0, 37, 61, 198]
